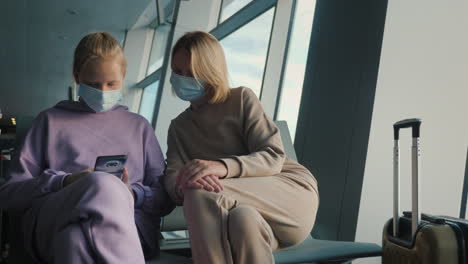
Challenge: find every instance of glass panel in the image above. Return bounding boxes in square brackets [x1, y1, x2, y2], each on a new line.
[220, 0, 254, 23]
[139, 81, 159, 123]
[147, 25, 171, 76]
[277, 0, 316, 140]
[162, 0, 174, 12]
[220, 8, 275, 96]
[356, 0, 468, 248]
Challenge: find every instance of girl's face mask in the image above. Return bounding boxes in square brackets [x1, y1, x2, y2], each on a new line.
[75, 57, 125, 112]
[78, 83, 122, 112]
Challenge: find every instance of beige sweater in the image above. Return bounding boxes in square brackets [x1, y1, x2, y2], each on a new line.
[165, 87, 317, 204]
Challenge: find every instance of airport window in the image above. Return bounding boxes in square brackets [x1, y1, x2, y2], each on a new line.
[276, 0, 316, 140]
[219, 7, 275, 96]
[220, 0, 255, 23]
[139, 80, 159, 123]
[147, 24, 171, 76]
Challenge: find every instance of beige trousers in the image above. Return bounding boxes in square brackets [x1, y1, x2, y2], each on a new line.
[183, 174, 319, 264]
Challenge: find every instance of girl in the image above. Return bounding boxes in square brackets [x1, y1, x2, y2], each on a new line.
[0, 32, 173, 263]
[165, 31, 320, 264]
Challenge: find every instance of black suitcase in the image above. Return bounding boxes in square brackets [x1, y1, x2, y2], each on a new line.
[402, 211, 468, 263]
[382, 118, 466, 264]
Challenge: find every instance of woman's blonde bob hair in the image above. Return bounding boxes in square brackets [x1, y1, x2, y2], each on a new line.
[172, 31, 230, 104]
[73, 32, 127, 79]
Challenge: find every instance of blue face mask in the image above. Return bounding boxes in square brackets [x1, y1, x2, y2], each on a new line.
[170, 72, 206, 101]
[78, 83, 123, 112]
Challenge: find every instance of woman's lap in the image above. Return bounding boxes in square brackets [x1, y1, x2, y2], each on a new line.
[185, 174, 319, 249]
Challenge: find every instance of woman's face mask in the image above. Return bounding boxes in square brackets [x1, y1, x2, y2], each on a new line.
[170, 72, 206, 102]
[170, 49, 207, 102]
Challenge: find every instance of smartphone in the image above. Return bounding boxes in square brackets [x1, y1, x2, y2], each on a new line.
[94, 155, 128, 179]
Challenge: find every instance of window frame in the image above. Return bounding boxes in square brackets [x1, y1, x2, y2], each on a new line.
[138, 80, 160, 122]
[272, 0, 297, 120]
[135, 0, 181, 127]
[216, 6, 277, 98]
[212, 0, 277, 99]
[212, 0, 276, 40]
[218, 0, 257, 24]
[137, 0, 282, 128]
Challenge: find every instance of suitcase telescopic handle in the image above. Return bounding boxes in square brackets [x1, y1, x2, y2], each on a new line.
[393, 118, 422, 238]
[393, 118, 421, 140]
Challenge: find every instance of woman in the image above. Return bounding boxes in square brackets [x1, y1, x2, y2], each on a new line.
[165, 31, 320, 264]
[0, 32, 173, 263]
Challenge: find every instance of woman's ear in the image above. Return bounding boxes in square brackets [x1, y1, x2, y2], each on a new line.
[205, 84, 215, 97]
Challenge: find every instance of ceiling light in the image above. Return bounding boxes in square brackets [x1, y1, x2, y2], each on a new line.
[66, 9, 79, 15]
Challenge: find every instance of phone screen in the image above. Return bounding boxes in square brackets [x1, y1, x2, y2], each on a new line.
[94, 155, 128, 179]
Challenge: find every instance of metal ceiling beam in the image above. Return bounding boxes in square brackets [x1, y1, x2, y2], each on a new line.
[211, 0, 276, 40]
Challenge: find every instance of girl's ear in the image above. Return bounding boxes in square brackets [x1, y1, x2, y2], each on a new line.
[73, 72, 80, 84]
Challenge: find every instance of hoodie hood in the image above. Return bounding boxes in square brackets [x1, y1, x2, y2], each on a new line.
[53, 99, 128, 113]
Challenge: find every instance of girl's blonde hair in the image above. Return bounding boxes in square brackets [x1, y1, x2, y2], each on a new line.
[172, 31, 230, 103]
[73, 32, 127, 78]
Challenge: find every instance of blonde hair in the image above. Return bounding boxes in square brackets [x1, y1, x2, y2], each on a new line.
[172, 31, 230, 103]
[73, 32, 127, 78]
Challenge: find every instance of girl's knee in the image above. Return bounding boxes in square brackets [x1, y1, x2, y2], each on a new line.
[76, 172, 133, 210]
[82, 172, 128, 195]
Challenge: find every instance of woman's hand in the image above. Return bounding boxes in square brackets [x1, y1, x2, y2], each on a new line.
[176, 175, 224, 200]
[176, 160, 227, 190]
[122, 168, 135, 199]
[187, 175, 224, 192]
[63, 168, 93, 187]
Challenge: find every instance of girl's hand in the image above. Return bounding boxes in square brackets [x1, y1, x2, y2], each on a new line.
[176, 160, 227, 190]
[122, 168, 135, 199]
[63, 168, 93, 187]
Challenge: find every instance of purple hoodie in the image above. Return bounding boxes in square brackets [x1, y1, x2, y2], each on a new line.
[0, 100, 174, 256]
